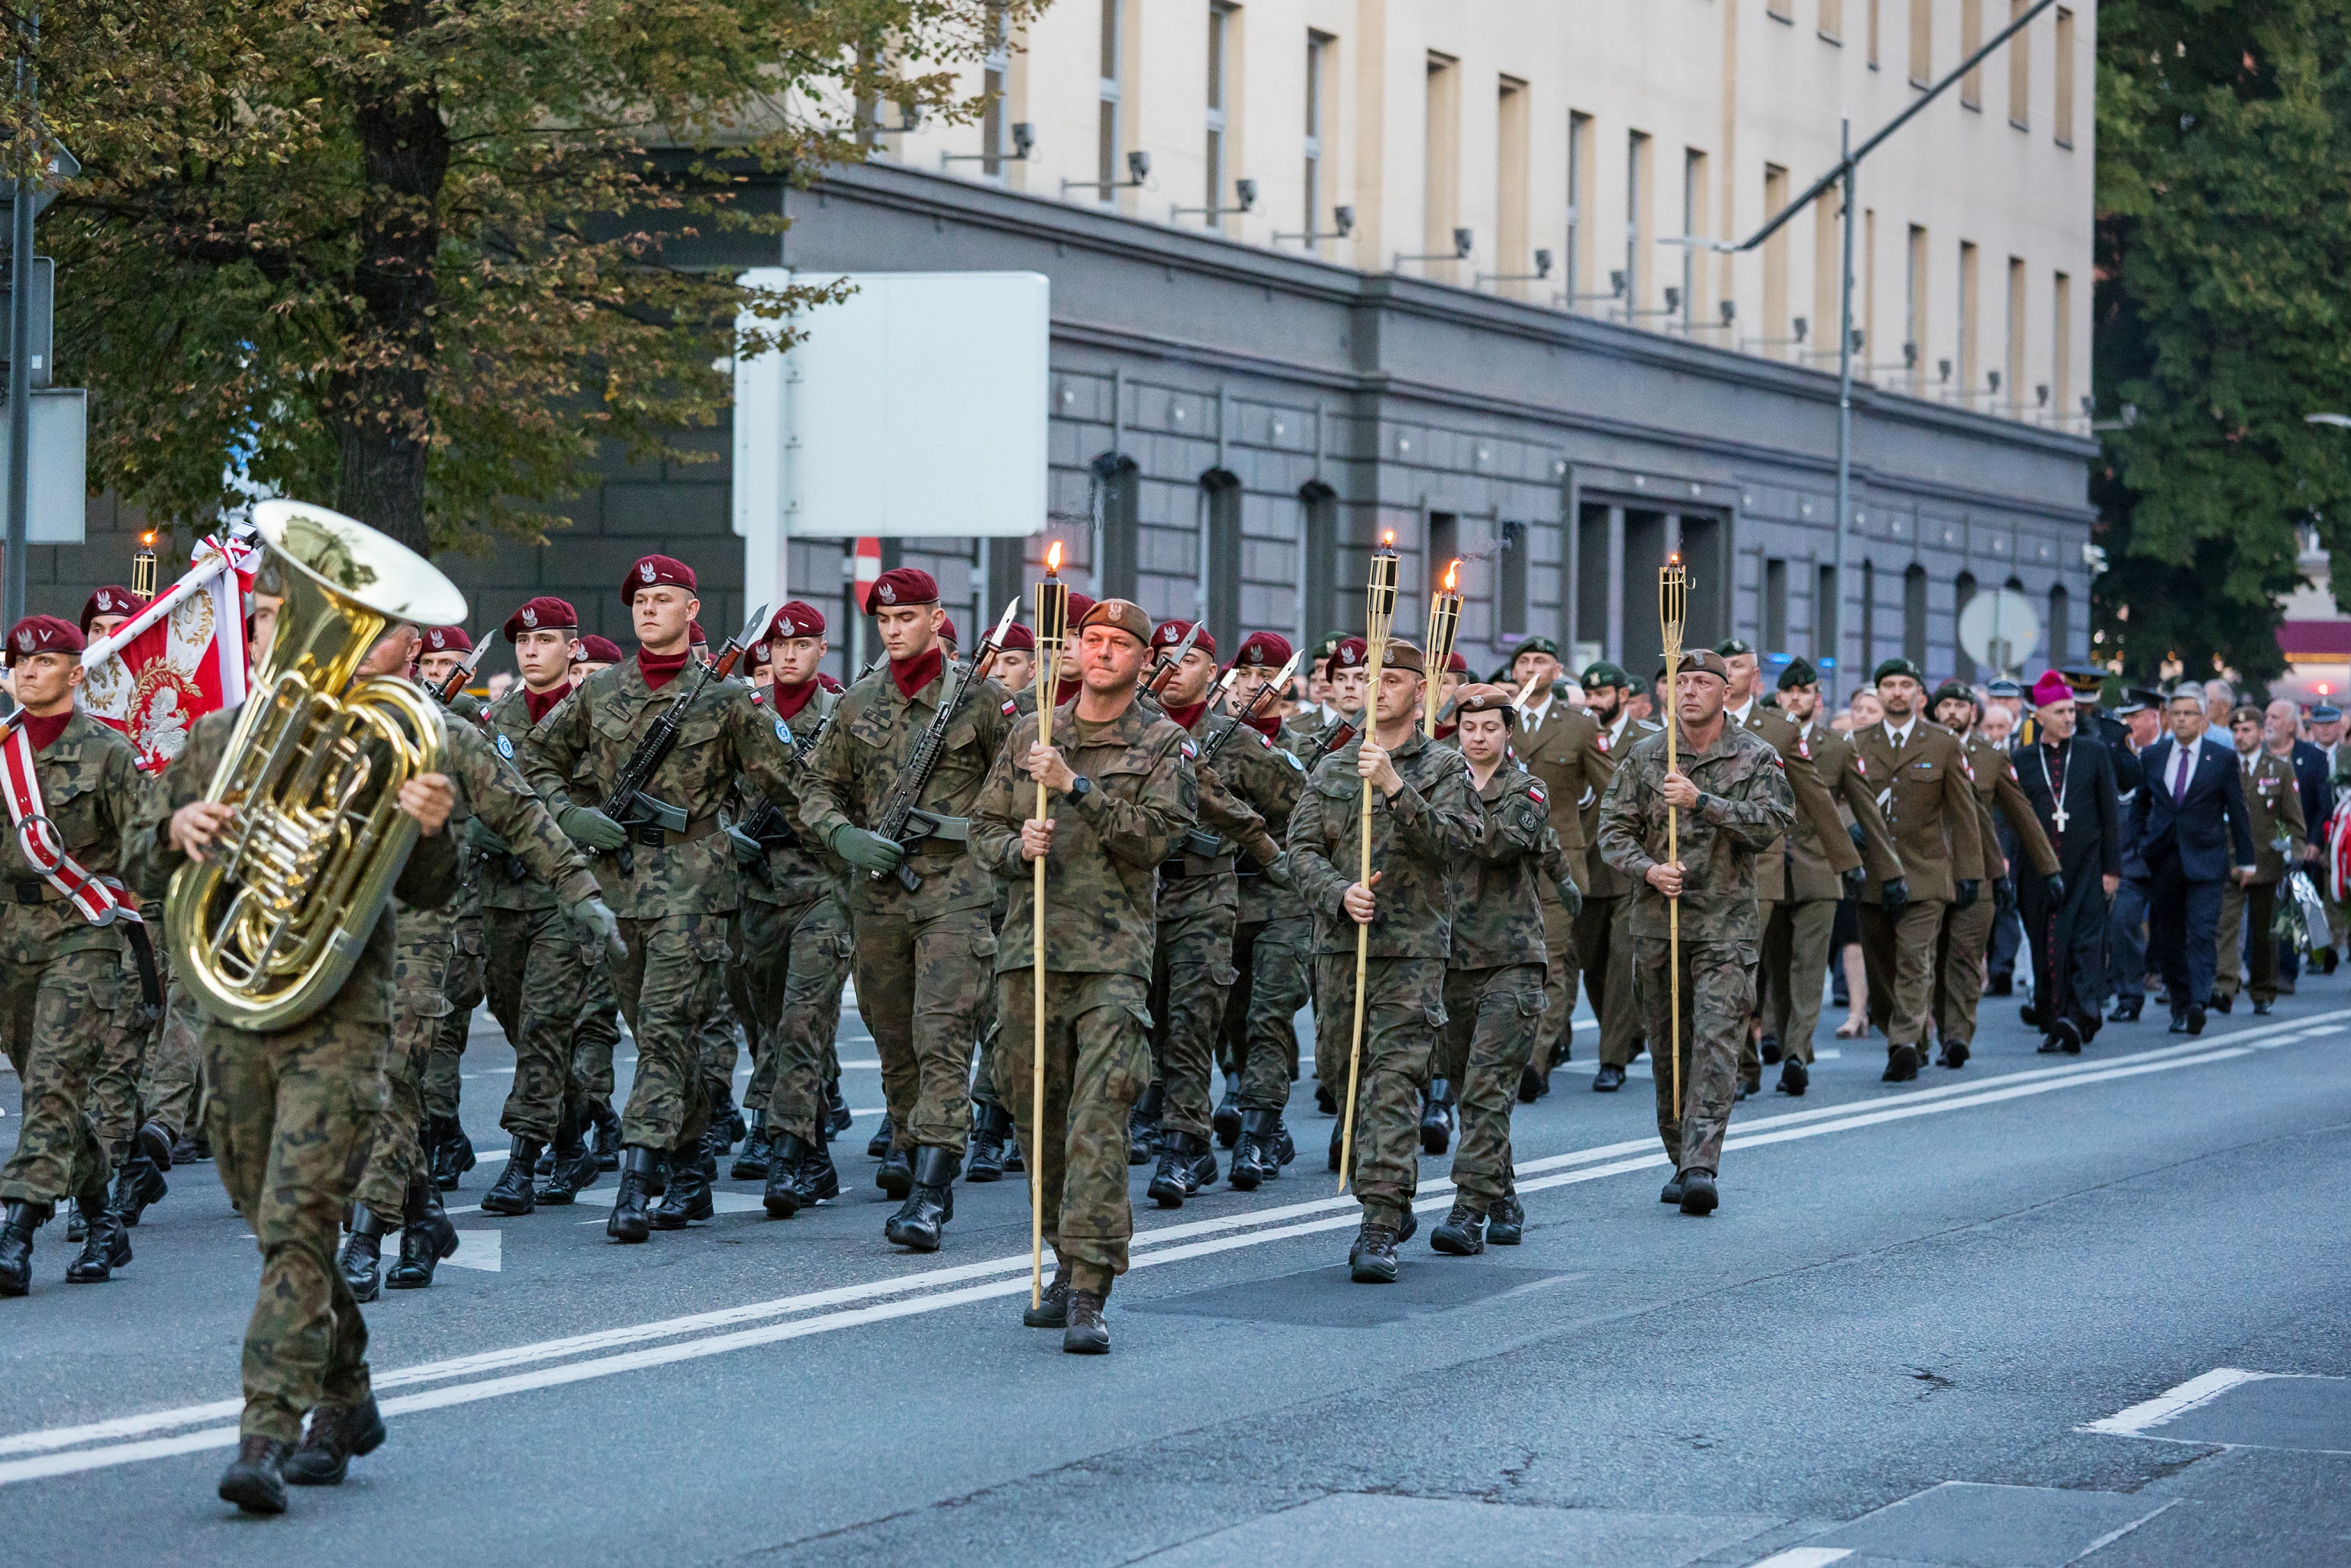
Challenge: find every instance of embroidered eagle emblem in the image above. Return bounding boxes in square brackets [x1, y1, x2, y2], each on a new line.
[877, 582, 897, 604]
[522, 607, 538, 627]
[640, 562, 656, 582]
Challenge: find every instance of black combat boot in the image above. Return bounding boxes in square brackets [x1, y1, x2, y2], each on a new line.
[387, 1173, 459, 1288]
[867, 1117, 895, 1159]
[1419, 1078, 1455, 1156]
[1002, 1135, 1025, 1174]
[1677, 1168, 1719, 1216]
[1759, 1033, 1782, 1065]
[1592, 1063, 1627, 1092]
[793, 1134, 840, 1206]
[823, 1083, 852, 1139]
[1486, 1185, 1525, 1246]
[1882, 1043, 1921, 1083]
[1063, 1286, 1111, 1354]
[1348, 1218, 1400, 1284]
[65, 1196, 86, 1243]
[883, 1146, 958, 1252]
[590, 1099, 622, 1171]
[0, 1200, 45, 1297]
[965, 1103, 1011, 1183]
[1315, 1081, 1337, 1115]
[1227, 1109, 1280, 1190]
[1430, 1197, 1487, 1256]
[112, 1121, 172, 1226]
[1660, 1168, 1687, 1204]
[536, 1116, 599, 1206]
[607, 1146, 658, 1243]
[1127, 1081, 1163, 1165]
[64, 1180, 131, 1284]
[283, 1394, 385, 1487]
[1328, 1116, 1345, 1174]
[1212, 1076, 1243, 1148]
[763, 1134, 807, 1219]
[1148, 1130, 1207, 1208]
[338, 1208, 387, 1301]
[217, 1435, 290, 1514]
[1516, 1063, 1547, 1102]
[429, 1115, 477, 1190]
[732, 1112, 772, 1181]
[479, 1136, 540, 1216]
[650, 1144, 716, 1229]
[1777, 1056, 1810, 1096]
[1023, 1272, 1070, 1328]
[875, 1142, 913, 1197]
[712, 1086, 746, 1149]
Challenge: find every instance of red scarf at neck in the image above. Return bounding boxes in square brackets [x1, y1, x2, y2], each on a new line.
[522, 680, 572, 724]
[638, 646, 691, 691]
[772, 676, 820, 721]
[1242, 710, 1282, 740]
[1165, 699, 1209, 733]
[20, 710, 69, 753]
[891, 647, 943, 700]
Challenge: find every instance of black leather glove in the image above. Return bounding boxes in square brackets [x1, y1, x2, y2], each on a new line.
[1841, 864, 1867, 900]
[1882, 877, 1909, 917]
[1954, 878, 1980, 911]
[1993, 874, 2016, 914]
[2045, 870, 2067, 905]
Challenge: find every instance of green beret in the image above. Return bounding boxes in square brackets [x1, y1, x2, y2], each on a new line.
[1624, 671, 1653, 697]
[1927, 681, 1976, 713]
[1873, 657, 1925, 685]
[1509, 635, 1559, 662]
[1776, 657, 1818, 691]
[1580, 660, 1628, 690]
[1713, 638, 1754, 659]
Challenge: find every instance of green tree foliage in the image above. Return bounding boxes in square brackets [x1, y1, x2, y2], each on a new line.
[3, 0, 1039, 553]
[2093, 0, 2351, 685]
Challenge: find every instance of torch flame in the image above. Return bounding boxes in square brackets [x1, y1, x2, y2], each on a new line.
[1444, 559, 1459, 593]
[1382, 530, 1396, 547]
[1045, 540, 1064, 574]
[1669, 552, 1681, 565]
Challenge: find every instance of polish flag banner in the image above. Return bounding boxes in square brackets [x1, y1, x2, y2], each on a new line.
[80, 528, 262, 771]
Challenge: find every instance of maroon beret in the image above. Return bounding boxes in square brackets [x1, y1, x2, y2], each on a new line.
[622, 554, 696, 603]
[574, 634, 624, 664]
[999, 622, 1036, 653]
[1230, 632, 1291, 670]
[939, 615, 959, 648]
[1324, 636, 1369, 675]
[421, 625, 472, 655]
[1151, 619, 1216, 660]
[80, 585, 146, 636]
[6, 614, 83, 665]
[502, 595, 578, 642]
[1063, 591, 1096, 630]
[1446, 651, 1470, 675]
[867, 566, 939, 611]
[689, 621, 710, 646]
[768, 600, 827, 641]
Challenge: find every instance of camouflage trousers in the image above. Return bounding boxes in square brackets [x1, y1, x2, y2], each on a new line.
[851, 905, 988, 1156]
[1633, 936, 1752, 1174]
[1933, 895, 1997, 1046]
[142, 979, 208, 1142]
[483, 904, 599, 1142]
[739, 892, 851, 1143]
[86, 918, 163, 1158]
[993, 968, 1152, 1294]
[1149, 899, 1238, 1140]
[355, 924, 453, 1225]
[0, 945, 121, 1205]
[1575, 894, 1644, 1069]
[696, 986, 743, 1109]
[969, 884, 1011, 1111]
[421, 923, 486, 1122]
[612, 914, 731, 1153]
[1759, 898, 1838, 1066]
[1223, 914, 1310, 1110]
[1438, 961, 1546, 1206]
[1315, 954, 1445, 1228]
[1861, 897, 1947, 1049]
[1534, 891, 1584, 1068]
[204, 1001, 389, 1444]
[570, 957, 623, 1111]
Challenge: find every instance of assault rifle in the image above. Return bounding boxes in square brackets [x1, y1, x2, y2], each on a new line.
[1143, 619, 1205, 698]
[430, 638, 492, 707]
[868, 596, 1022, 891]
[600, 603, 766, 876]
[1194, 649, 1303, 773]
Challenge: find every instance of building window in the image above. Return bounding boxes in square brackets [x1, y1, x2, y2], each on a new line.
[1958, 240, 1980, 399]
[1203, 471, 1243, 651]
[1814, 187, 1842, 365]
[1682, 147, 1708, 330]
[1304, 31, 1332, 251]
[2005, 256, 2026, 415]
[2008, 0, 2031, 128]
[2047, 582, 2070, 661]
[1425, 52, 1462, 281]
[2054, 7, 2076, 146]
[1300, 482, 1340, 644]
[1903, 563, 1928, 665]
[2052, 270, 2073, 416]
[1763, 163, 1791, 355]
[1497, 77, 1531, 294]
[1821, 0, 1845, 41]
[1910, 0, 1933, 88]
[1869, 0, 1882, 67]
[1205, 2, 1233, 228]
[1497, 520, 1529, 639]
[1096, 0, 1124, 202]
[1626, 130, 1652, 317]
[1765, 557, 1789, 654]
[1906, 223, 1929, 392]
[1961, 0, 1983, 109]
[1096, 453, 1139, 599]
[1952, 572, 1978, 682]
[1566, 111, 1593, 309]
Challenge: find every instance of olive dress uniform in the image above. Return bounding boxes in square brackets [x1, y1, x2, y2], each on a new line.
[1852, 710, 1985, 1078]
[2216, 742, 2306, 1007]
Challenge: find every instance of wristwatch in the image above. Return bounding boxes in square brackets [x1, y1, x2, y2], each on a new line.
[1068, 774, 1094, 803]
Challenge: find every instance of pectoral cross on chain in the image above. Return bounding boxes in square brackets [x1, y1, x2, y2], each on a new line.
[2052, 798, 2069, 834]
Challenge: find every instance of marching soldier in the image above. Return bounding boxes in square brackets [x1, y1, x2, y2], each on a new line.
[796, 566, 1013, 1251]
[1011, 593, 1090, 717]
[1431, 685, 1571, 1255]
[1930, 680, 2058, 1068]
[521, 555, 801, 1243]
[1852, 658, 1985, 1082]
[1596, 650, 1795, 1215]
[131, 613, 462, 1513]
[1287, 638, 1479, 1283]
[1507, 636, 1604, 1099]
[0, 615, 152, 1295]
[1758, 660, 1901, 1093]
[2216, 703, 2306, 1014]
[1572, 661, 1660, 1094]
[970, 597, 1196, 1353]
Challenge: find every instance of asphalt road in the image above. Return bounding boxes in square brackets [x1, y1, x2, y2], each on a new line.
[1, 972, 2346, 1567]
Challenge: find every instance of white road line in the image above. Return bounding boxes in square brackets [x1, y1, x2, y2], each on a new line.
[2067, 1499, 2181, 1561]
[1748, 1550, 1853, 1568]
[2079, 1367, 2274, 1435]
[0, 1008, 2337, 1486]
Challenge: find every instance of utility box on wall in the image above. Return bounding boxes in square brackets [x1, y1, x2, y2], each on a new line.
[733, 269, 1051, 612]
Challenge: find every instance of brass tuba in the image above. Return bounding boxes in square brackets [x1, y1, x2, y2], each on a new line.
[165, 500, 469, 1031]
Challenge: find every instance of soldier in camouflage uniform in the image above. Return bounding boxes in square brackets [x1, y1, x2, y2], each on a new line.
[732, 601, 851, 1216]
[796, 566, 1013, 1253]
[1431, 686, 1575, 1256]
[970, 597, 1196, 1353]
[1288, 639, 1480, 1284]
[1217, 632, 1314, 1188]
[521, 555, 800, 1244]
[1138, 619, 1283, 1207]
[0, 616, 152, 1295]
[1572, 662, 1663, 1092]
[1597, 650, 1795, 1217]
[1508, 637, 1607, 1098]
[130, 608, 463, 1513]
[1293, 635, 1370, 1112]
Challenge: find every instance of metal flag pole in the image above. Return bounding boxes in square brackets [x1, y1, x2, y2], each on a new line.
[1658, 555, 1688, 1122]
[1029, 542, 1069, 1309]
[1421, 559, 1462, 739]
[1337, 532, 1400, 1195]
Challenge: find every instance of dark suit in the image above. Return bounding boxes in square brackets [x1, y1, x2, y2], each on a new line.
[2010, 735, 2121, 1043]
[2108, 738, 2155, 1011]
[2133, 732, 2259, 1014]
[2276, 739, 2334, 990]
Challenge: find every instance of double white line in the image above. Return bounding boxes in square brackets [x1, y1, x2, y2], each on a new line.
[2, 1010, 2340, 1488]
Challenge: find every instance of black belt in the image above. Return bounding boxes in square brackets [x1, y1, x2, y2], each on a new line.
[1158, 855, 1236, 880]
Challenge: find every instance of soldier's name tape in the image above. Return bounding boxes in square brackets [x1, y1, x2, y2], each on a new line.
[1, 1009, 2342, 1488]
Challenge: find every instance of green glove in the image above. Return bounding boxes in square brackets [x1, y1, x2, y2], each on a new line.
[726, 825, 763, 867]
[1259, 851, 1296, 892]
[563, 894, 629, 962]
[557, 804, 628, 851]
[462, 817, 510, 856]
[1552, 866, 1585, 917]
[829, 823, 906, 874]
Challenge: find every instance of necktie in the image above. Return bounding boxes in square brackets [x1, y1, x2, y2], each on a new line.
[2172, 745, 2192, 803]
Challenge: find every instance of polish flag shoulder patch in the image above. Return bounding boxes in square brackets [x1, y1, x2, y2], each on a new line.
[1002, 698, 1018, 717]
[1527, 784, 1547, 805]
[1179, 738, 1198, 760]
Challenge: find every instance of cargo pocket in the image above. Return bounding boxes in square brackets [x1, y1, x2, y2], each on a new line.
[1107, 1002, 1156, 1104]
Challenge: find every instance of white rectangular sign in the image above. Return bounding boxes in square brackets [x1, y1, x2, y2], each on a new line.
[0, 388, 87, 544]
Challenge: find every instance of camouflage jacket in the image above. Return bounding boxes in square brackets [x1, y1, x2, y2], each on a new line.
[1213, 714, 1311, 924]
[1448, 759, 1561, 970]
[1287, 727, 1480, 960]
[129, 704, 463, 1025]
[799, 660, 1014, 917]
[520, 656, 797, 920]
[443, 717, 598, 910]
[1158, 706, 1281, 922]
[970, 698, 1196, 977]
[476, 682, 576, 913]
[736, 683, 849, 908]
[0, 710, 147, 961]
[1596, 720, 1795, 942]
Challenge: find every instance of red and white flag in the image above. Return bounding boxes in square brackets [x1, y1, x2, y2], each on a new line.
[80, 528, 261, 771]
